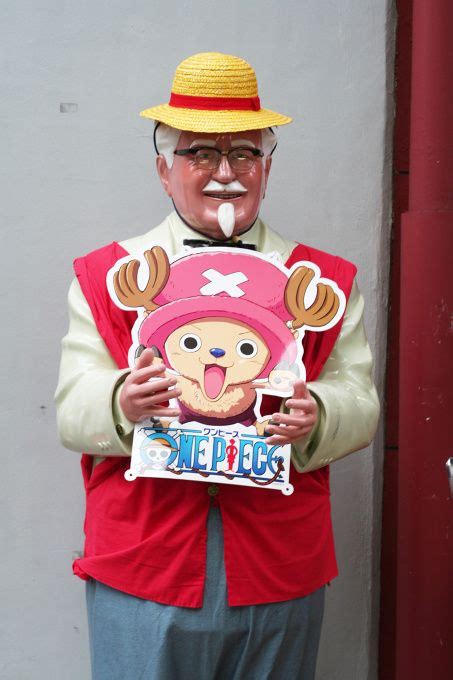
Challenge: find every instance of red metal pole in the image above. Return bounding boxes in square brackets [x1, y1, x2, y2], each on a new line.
[396, 0, 453, 677]
[379, 1, 412, 676]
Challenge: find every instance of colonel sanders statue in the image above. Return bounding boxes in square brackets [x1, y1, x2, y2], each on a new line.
[56, 52, 379, 680]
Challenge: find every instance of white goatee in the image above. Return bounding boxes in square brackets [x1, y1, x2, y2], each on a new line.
[217, 202, 235, 238]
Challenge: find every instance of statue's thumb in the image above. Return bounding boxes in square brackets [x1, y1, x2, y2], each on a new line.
[292, 380, 309, 400]
[135, 346, 155, 369]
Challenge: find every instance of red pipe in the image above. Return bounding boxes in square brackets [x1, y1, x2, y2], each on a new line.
[408, 2, 452, 211]
[396, 0, 453, 677]
[379, 2, 412, 676]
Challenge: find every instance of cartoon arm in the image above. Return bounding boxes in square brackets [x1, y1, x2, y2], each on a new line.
[253, 362, 300, 393]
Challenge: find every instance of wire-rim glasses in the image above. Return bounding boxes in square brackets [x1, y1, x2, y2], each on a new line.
[174, 146, 264, 173]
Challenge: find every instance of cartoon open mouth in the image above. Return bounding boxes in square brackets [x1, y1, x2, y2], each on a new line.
[204, 364, 227, 399]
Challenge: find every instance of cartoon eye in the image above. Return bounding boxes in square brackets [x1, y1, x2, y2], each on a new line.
[236, 339, 258, 358]
[180, 333, 201, 352]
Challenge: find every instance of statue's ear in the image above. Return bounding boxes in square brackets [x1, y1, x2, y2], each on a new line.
[156, 154, 172, 196]
[262, 155, 272, 199]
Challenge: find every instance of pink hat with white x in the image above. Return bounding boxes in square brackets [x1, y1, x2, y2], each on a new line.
[138, 249, 297, 378]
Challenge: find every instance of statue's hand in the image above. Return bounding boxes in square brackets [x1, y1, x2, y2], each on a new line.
[264, 380, 318, 446]
[119, 348, 181, 422]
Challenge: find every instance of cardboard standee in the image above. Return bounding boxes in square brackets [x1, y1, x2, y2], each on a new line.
[107, 246, 346, 494]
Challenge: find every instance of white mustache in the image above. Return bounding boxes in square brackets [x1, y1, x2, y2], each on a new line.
[202, 179, 247, 194]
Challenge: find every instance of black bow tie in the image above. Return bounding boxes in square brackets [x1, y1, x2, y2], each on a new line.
[183, 238, 256, 250]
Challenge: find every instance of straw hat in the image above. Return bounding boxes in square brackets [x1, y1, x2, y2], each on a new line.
[140, 52, 292, 133]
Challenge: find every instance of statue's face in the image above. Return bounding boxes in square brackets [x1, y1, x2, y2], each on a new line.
[156, 130, 272, 239]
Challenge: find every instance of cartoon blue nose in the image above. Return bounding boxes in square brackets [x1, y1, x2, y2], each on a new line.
[210, 348, 226, 358]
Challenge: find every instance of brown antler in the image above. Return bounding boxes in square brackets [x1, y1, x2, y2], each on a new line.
[113, 246, 170, 312]
[285, 265, 340, 329]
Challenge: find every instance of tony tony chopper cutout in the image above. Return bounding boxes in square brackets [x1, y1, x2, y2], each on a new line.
[107, 246, 346, 494]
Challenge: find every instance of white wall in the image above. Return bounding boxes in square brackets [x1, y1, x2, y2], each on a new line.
[1, 1, 394, 678]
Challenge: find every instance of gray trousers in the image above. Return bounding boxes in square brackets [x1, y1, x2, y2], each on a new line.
[86, 508, 325, 680]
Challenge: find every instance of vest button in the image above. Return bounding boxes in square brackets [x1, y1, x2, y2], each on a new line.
[207, 484, 219, 497]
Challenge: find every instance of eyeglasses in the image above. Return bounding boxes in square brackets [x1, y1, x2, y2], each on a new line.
[173, 146, 264, 173]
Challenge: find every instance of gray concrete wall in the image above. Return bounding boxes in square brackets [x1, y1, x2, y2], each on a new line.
[1, 1, 394, 678]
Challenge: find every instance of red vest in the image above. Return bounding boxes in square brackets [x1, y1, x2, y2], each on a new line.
[72, 241, 356, 607]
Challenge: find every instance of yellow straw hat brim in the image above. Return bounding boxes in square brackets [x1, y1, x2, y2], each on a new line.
[140, 104, 292, 133]
[140, 52, 293, 133]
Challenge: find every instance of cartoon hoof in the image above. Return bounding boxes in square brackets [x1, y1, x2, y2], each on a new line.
[255, 419, 271, 437]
